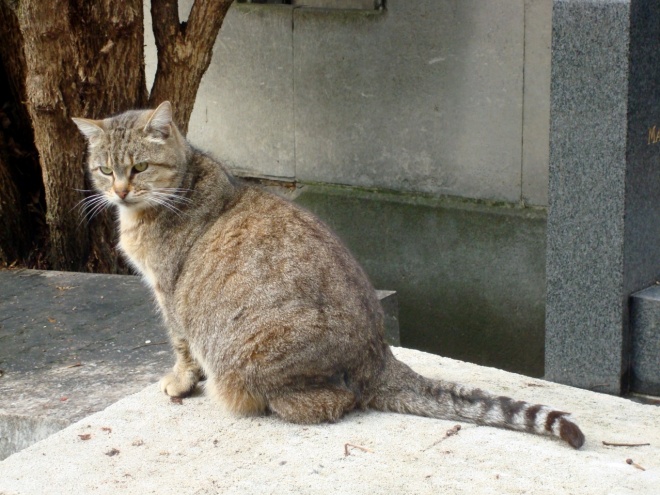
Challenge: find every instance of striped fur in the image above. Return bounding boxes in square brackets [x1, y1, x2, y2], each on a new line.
[370, 356, 584, 448]
[73, 102, 585, 450]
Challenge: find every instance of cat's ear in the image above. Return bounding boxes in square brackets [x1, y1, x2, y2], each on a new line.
[144, 101, 172, 141]
[72, 117, 105, 141]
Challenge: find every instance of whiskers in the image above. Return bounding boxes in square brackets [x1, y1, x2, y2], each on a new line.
[146, 187, 194, 217]
[72, 187, 193, 223]
[72, 190, 112, 226]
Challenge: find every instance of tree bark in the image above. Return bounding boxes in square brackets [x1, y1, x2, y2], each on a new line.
[11, 0, 147, 271]
[0, 135, 24, 265]
[68, 0, 148, 273]
[149, 0, 234, 134]
[16, 0, 89, 270]
[0, 2, 36, 266]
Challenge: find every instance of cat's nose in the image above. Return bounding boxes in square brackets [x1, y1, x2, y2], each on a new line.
[115, 189, 129, 200]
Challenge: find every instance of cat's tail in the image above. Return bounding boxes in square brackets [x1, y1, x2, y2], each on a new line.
[368, 355, 585, 449]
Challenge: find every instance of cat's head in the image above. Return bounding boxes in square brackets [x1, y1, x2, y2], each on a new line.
[73, 101, 189, 212]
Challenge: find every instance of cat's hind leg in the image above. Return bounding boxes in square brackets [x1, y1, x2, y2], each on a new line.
[207, 371, 268, 416]
[267, 387, 357, 424]
[160, 337, 204, 398]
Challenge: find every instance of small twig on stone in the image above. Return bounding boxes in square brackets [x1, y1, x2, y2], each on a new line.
[445, 425, 461, 437]
[131, 340, 168, 351]
[603, 441, 650, 447]
[344, 443, 373, 457]
[626, 458, 646, 471]
[423, 425, 462, 451]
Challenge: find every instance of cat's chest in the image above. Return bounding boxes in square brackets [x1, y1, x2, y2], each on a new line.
[118, 210, 161, 289]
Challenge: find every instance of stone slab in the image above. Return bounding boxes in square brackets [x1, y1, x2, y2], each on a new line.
[521, 0, 552, 205]
[291, 0, 382, 9]
[377, 290, 399, 346]
[156, 1, 553, 205]
[630, 286, 660, 396]
[0, 269, 171, 459]
[545, 0, 660, 394]
[146, 1, 554, 204]
[1, 347, 659, 495]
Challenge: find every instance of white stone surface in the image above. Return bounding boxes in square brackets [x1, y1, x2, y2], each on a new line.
[1, 347, 658, 495]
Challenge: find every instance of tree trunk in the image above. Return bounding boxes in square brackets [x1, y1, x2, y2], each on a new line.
[15, 0, 90, 271]
[69, 0, 149, 273]
[11, 0, 147, 272]
[0, 3, 36, 266]
[0, 135, 24, 265]
[149, 0, 234, 134]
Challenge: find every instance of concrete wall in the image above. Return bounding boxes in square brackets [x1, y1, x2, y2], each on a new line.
[296, 185, 547, 377]
[146, 0, 552, 206]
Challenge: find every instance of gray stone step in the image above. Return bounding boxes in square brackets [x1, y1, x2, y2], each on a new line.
[0, 269, 171, 460]
[630, 285, 660, 396]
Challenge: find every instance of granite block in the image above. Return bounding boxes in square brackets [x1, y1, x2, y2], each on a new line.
[545, 0, 660, 394]
[630, 286, 660, 395]
[376, 290, 400, 346]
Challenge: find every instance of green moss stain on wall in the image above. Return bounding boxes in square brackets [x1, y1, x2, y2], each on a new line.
[295, 184, 547, 377]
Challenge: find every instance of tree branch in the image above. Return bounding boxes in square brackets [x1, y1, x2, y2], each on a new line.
[151, 0, 181, 57]
[149, 0, 234, 134]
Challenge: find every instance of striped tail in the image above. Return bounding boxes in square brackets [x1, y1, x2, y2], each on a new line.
[368, 356, 585, 449]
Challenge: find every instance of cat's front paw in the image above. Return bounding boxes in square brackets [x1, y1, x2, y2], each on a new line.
[159, 371, 197, 398]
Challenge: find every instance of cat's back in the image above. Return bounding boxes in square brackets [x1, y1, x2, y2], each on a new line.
[175, 182, 384, 345]
[181, 182, 374, 299]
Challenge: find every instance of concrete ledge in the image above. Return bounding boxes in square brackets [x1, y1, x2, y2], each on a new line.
[630, 285, 660, 395]
[376, 289, 399, 345]
[0, 415, 68, 462]
[1, 347, 658, 495]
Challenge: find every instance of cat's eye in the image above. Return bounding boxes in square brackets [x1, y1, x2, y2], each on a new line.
[99, 165, 113, 175]
[133, 162, 149, 173]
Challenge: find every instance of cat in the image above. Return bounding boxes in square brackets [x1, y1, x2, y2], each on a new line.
[72, 101, 585, 449]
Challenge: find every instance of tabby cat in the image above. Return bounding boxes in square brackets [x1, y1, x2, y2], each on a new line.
[72, 102, 585, 449]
